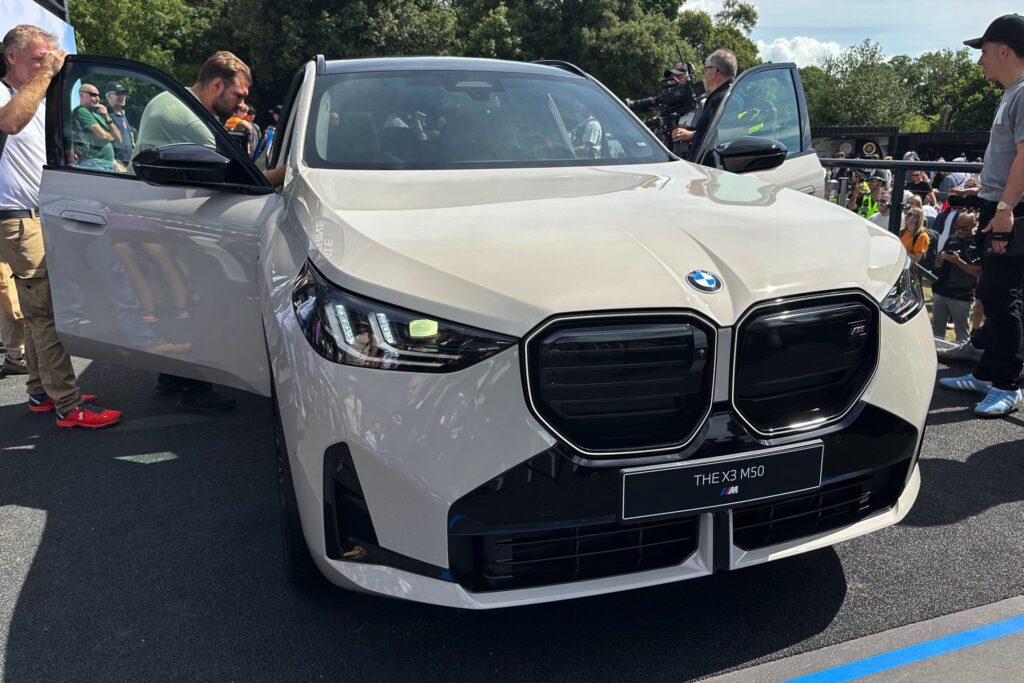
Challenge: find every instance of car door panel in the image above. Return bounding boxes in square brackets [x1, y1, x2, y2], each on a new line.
[699, 64, 824, 197]
[41, 56, 277, 395]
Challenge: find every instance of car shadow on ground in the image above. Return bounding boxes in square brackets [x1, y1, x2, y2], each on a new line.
[1, 363, 850, 681]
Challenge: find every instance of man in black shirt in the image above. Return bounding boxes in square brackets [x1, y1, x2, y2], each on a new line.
[932, 214, 982, 342]
[671, 48, 737, 164]
[905, 170, 934, 198]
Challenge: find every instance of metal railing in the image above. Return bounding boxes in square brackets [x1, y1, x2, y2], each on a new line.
[819, 158, 983, 235]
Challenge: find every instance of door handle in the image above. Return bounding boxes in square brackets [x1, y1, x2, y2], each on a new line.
[60, 210, 107, 226]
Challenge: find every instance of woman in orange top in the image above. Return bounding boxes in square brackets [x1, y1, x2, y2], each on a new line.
[900, 207, 929, 262]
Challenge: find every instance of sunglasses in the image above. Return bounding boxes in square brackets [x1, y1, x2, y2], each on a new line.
[81, 91, 100, 97]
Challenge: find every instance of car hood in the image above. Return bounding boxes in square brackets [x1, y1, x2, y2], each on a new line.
[290, 162, 905, 337]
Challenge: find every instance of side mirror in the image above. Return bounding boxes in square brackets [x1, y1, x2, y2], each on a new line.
[714, 136, 787, 174]
[133, 143, 231, 186]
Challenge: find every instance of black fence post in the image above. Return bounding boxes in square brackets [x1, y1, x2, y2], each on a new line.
[889, 171, 906, 236]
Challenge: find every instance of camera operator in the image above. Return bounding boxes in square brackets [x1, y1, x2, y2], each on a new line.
[940, 14, 1024, 417]
[672, 49, 736, 164]
[932, 213, 982, 342]
[626, 62, 702, 157]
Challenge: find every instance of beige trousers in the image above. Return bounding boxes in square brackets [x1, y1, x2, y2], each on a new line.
[0, 216, 81, 412]
[0, 259, 25, 357]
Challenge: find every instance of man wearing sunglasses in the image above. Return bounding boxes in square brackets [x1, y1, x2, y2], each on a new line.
[866, 193, 892, 230]
[71, 83, 121, 170]
[671, 48, 736, 163]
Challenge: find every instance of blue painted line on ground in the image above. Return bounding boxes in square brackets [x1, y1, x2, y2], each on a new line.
[785, 614, 1024, 683]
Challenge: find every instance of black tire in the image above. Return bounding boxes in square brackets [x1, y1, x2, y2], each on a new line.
[274, 399, 329, 591]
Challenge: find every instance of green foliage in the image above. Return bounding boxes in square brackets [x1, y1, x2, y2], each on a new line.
[812, 41, 918, 128]
[802, 43, 1000, 132]
[64, 0, 999, 133]
[68, 0, 225, 84]
[677, 4, 762, 74]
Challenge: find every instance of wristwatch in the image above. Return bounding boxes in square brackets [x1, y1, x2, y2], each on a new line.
[996, 200, 1012, 212]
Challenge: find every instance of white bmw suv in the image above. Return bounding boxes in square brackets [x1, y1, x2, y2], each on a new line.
[39, 55, 934, 608]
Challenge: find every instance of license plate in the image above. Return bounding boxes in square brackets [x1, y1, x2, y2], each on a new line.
[620, 442, 824, 521]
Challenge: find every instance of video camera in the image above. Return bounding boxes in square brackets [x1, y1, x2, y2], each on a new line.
[626, 61, 704, 155]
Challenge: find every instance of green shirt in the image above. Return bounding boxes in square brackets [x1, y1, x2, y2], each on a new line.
[72, 105, 115, 164]
[136, 90, 215, 152]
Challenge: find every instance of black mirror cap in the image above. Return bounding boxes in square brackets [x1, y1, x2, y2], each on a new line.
[715, 136, 787, 174]
[133, 143, 231, 185]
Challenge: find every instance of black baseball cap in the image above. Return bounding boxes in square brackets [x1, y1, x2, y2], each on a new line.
[663, 62, 686, 78]
[103, 81, 127, 95]
[964, 14, 1024, 49]
[269, 104, 282, 115]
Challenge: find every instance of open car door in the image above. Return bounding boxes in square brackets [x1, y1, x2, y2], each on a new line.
[694, 63, 824, 197]
[40, 56, 280, 395]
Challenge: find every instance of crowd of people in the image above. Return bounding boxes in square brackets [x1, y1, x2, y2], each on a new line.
[829, 151, 987, 346]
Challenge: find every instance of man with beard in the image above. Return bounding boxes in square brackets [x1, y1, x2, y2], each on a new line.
[136, 51, 285, 188]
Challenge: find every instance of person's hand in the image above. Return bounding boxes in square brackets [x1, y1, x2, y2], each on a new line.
[935, 252, 946, 265]
[42, 49, 68, 78]
[981, 209, 1014, 254]
[671, 127, 694, 142]
[945, 251, 964, 265]
[94, 104, 109, 118]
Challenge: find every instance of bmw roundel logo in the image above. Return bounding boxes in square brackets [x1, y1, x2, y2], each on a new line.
[686, 269, 723, 293]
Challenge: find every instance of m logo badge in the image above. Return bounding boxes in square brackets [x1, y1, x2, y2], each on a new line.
[686, 269, 723, 293]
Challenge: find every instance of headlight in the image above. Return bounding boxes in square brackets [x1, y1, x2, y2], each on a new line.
[880, 257, 924, 323]
[292, 263, 517, 372]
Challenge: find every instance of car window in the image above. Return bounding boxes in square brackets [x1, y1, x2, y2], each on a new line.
[304, 71, 672, 169]
[715, 69, 802, 157]
[57, 63, 242, 176]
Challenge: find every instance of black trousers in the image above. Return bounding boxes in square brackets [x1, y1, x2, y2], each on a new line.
[973, 200, 1024, 390]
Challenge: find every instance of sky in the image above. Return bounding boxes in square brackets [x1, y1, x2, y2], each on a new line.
[684, 0, 1022, 67]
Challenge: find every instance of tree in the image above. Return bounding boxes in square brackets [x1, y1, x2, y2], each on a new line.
[900, 48, 1001, 132]
[798, 65, 837, 126]
[714, 0, 758, 34]
[817, 40, 918, 128]
[68, 0, 224, 84]
[677, 4, 761, 74]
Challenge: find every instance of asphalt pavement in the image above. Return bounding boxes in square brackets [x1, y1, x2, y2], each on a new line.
[0, 356, 1022, 681]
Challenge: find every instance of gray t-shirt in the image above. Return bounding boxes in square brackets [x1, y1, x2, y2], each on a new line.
[980, 73, 1024, 202]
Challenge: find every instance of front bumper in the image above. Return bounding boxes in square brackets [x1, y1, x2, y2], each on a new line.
[270, 282, 934, 607]
[317, 463, 920, 609]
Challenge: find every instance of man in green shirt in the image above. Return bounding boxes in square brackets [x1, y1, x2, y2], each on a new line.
[72, 83, 121, 170]
[134, 50, 284, 187]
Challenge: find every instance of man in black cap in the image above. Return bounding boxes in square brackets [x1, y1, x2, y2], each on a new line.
[104, 81, 134, 168]
[940, 14, 1024, 417]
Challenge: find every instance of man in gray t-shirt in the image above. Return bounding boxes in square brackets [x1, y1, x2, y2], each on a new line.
[941, 14, 1024, 417]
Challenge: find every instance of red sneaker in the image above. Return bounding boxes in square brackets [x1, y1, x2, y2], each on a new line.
[55, 403, 121, 429]
[28, 393, 98, 413]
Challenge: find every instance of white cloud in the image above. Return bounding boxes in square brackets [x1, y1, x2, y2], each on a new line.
[682, 0, 725, 13]
[756, 36, 843, 67]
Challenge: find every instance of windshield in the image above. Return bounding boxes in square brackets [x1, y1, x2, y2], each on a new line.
[303, 70, 672, 169]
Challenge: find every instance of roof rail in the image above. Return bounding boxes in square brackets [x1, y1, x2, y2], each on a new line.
[533, 60, 589, 78]
[316, 55, 326, 76]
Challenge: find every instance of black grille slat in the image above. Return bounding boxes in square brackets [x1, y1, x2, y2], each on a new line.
[452, 517, 700, 592]
[489, 536, 695, 567]
[527, 316, 714, 454]
[735, 295, 879, 435]
[732, 459, 909, 551]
